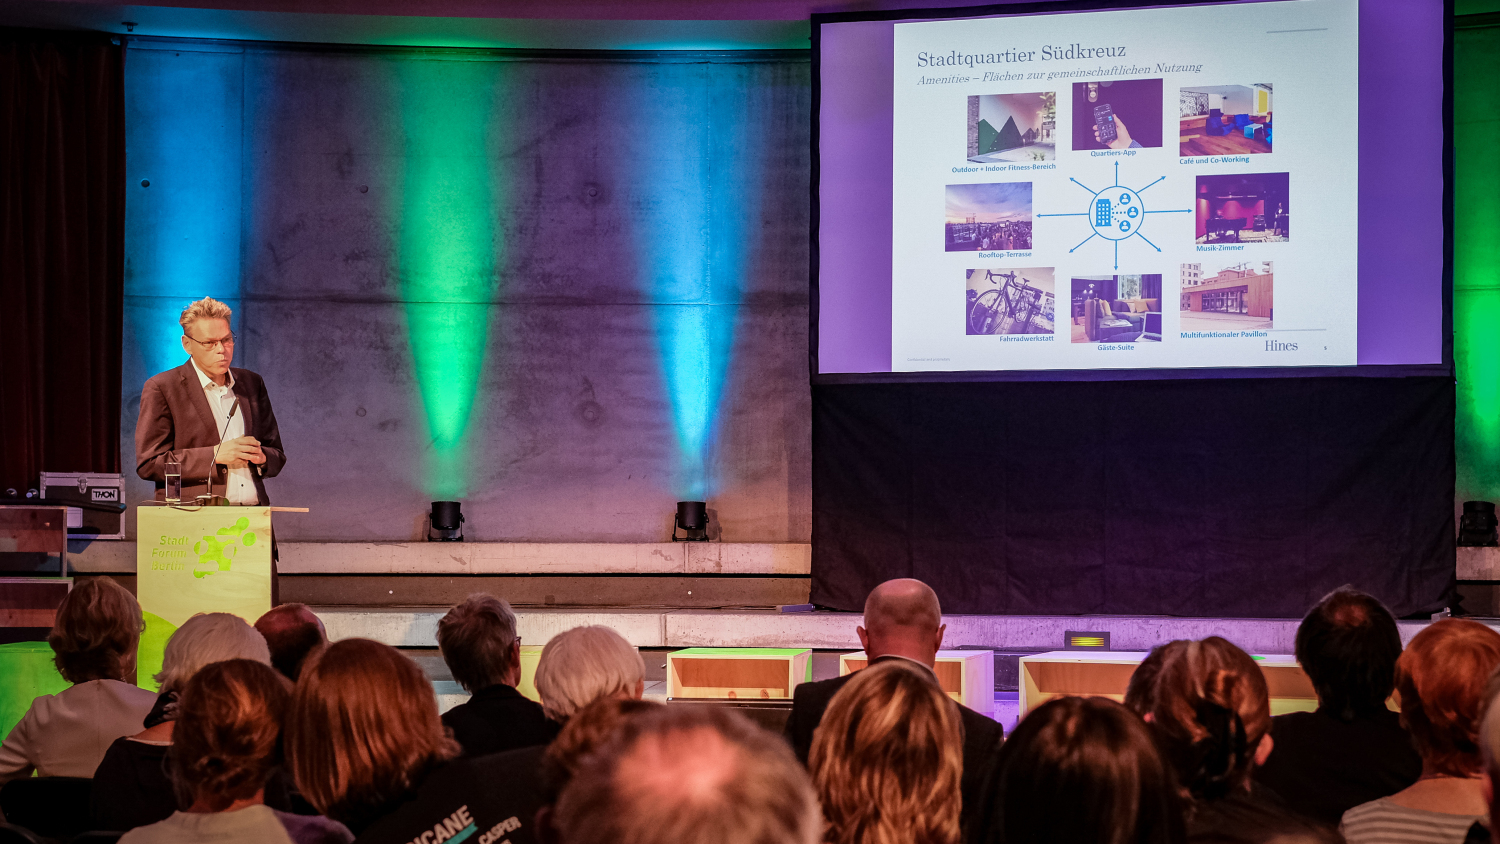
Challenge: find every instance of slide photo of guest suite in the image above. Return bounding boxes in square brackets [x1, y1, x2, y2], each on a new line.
[944, 183, 1034, 251]
[965, 267, 1056, 336]
[1179, 261, 1274, 332]
[966, 92, 1057, 163]
[1179, 84, 1273, 157]
[1070, 274, 1164, 343]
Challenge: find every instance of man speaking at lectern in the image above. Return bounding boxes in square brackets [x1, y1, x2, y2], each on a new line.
[135, 297, 286, 508]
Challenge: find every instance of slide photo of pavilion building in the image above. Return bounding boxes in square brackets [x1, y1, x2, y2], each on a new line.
[1179, 261, 1273, 332]
[966, 92, 1056, 163]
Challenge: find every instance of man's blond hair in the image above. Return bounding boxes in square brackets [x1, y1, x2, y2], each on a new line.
[180, 297, 233, 331]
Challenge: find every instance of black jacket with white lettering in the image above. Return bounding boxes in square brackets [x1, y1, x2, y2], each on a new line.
[351, 749, 544, 844]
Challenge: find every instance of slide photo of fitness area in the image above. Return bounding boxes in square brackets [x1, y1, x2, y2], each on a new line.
[1070, 274, 1164, 343]
[1180, 261, 1274, 331]
[944, 182, 1033, 251]
[1071, 78, 1163, 151]
[1196, 172, 1290, 243]
[1179, 84, 1273, 157]
[966, 92, 1057, 163]
[965, 267, 1056, 336]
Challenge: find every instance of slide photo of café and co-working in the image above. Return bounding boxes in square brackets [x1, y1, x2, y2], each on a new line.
[1179, 261, 1274, 331]
[1179, 84, 1273, 157]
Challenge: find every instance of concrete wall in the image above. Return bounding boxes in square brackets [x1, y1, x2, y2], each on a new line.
[121, 41, 812, 544]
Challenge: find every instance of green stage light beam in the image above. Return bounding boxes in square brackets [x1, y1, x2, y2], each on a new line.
[397, 60, 499, 500]
[1456, 21, 1500, 504]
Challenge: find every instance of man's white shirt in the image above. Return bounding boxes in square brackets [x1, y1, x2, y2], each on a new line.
[189, 358, 258, 505]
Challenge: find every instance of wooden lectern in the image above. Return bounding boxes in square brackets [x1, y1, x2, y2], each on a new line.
[135, 504, 304, 690]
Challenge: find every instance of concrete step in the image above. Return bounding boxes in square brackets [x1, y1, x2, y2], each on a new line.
[317, 606, 1443, 654]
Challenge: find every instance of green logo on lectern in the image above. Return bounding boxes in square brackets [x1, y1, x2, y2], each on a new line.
[191, 516, 258, 579]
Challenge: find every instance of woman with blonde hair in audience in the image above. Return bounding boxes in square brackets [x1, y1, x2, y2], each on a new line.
[1148, 637, 1336, 844]
[810, 659, 963, 844]
[0, 578, 156, 781]
[285, 638, 546, 844]
[533, 625, 645, 724]
[1342, 619, 1500, 844]
[92, 611, 273, 832]
[119, 659, 350, 844]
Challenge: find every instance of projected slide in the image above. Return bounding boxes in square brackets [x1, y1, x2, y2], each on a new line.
[886, 0, 1358, 372]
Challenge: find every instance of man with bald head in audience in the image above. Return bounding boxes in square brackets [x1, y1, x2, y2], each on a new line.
[554, 705, 819, 844]
[254, 603, 327, 682]
[784, 578, 1003, 832]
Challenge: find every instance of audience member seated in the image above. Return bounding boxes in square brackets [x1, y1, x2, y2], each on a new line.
[1124, 643, 1172, 715]
[810, 659, 963, 844]
[539, 697, 662, 803]
[254, 604, 327, 682]
[784, 578, 1003, 831]
[286, 638, 545, 844]
[119, 659, 350, 844]
[1473, 677, 1500, 844]
[974, 696, 1184, 844]
[553, 705, 820, 844]
[533, 697, 663, 840]
[1342, 620, 1500, 844]
[0, 578, 156, 782]
[1255, 588, 1422, 826]
[437, 594, 558, 755]
[533, 625, 645, 724]
[1149, 637, 1336, 844]
[91, 612, 272, 833]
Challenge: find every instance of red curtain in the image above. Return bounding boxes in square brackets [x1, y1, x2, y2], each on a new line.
[0, 28, 124, 493]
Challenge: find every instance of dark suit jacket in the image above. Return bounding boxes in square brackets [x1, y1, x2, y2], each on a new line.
[784, 659, 1004, 832]
[135, 361, 286, 505]
[441, 683, 560, 758]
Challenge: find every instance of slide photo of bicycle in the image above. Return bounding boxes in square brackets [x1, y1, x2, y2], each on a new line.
[966, 267, 1056, 336]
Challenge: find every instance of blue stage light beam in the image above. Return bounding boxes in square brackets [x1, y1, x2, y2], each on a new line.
[632, 69, 762, 501]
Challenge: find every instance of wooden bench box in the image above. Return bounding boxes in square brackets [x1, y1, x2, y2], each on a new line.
[839, 650, 994, 715]
[667, 648, 811, 700]
[1018, 650, 1316, 718]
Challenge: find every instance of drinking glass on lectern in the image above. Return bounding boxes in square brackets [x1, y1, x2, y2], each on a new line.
[164, 457, 182, 504]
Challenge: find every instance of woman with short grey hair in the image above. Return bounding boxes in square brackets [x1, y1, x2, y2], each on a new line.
[91, 612, 272, 833]
[533, 626, 645, 723]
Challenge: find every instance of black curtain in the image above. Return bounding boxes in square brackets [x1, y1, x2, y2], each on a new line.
[0, 29, 124, 492]
[811, 377, 1455, 618]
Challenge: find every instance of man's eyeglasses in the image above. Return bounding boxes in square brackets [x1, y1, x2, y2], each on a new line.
[185, 332, 235, 351]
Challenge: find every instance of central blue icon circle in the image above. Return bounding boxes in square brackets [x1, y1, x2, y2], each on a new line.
[1088, 186, 1145, 241]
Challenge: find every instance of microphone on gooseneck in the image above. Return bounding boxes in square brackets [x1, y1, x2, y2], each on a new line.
[205, 398, 241, 503]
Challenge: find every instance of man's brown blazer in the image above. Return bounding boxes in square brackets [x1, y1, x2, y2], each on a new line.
[135, 361, 286, 504]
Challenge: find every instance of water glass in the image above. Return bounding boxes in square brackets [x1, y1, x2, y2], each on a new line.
[164, 458, 182, 504]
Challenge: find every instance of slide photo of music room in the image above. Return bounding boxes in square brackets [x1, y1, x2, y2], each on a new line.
[966, 92, 1056, 163]
[1071, 79, 1163, 151]
[944, 182, 1033, 251]
[1070, 274, 1163, 343]
[1179, 261, 1273, 331]
[1179, 84, 1273, 157]
[1195, 172, 1289, 244]
[965, 267, 1056, 336]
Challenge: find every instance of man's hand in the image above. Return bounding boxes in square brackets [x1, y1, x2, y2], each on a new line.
[217, 436, 265, 468]
[1095, 114, 1133, 150]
